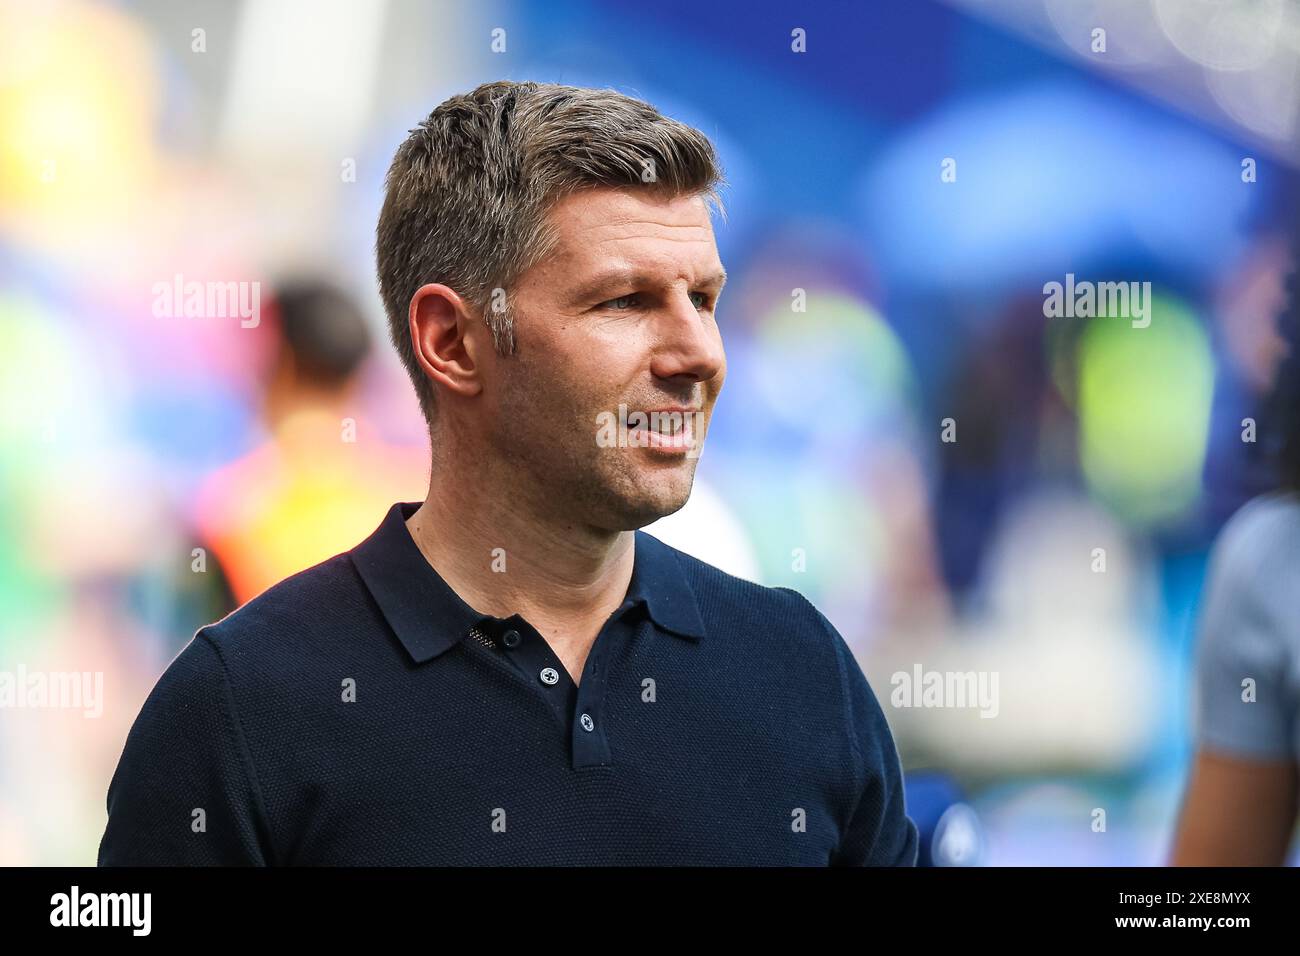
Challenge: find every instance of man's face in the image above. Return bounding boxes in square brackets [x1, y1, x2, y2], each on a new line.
[485, 186, 727, 532]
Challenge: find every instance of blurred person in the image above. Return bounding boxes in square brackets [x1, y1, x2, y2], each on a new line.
[192, 279, 424, 608]
[932, 299, 1052, 605]
[1171, 252, 1300, 866]
[1201, 232, 1295, 528]
[98, 81, 917, 866]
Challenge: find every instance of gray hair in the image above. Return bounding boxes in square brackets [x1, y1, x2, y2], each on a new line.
[375, 80, 726, 426]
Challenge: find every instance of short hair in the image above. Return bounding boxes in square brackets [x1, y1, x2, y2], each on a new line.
[271, 279, 372, 389]
[375, 80, 726, 426]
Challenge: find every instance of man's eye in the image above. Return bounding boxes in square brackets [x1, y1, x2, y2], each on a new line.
[599, 292, 712, 311]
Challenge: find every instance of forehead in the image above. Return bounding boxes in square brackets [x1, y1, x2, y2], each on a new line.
[542, 187, 720, 276]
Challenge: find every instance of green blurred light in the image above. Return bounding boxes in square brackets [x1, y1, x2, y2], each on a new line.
[1076, 295, 1213, 525]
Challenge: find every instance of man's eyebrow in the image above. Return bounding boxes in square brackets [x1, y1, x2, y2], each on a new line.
[568, 269, 728, 305]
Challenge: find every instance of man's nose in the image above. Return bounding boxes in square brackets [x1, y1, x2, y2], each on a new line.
[649, 290, 725, 385]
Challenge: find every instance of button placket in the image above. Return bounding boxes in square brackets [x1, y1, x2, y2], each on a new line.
[493, 618, 577, 737]
[478, 605, 634, 769]
[569, 601, 635, 768]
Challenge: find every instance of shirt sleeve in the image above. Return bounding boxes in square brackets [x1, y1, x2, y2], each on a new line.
[825, 617, 919, 867]
[98, 631, 274, 865]
[1193, 522, 1298, 761]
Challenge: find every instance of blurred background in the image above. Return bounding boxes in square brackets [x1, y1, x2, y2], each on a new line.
[2, 0, 1298, 865]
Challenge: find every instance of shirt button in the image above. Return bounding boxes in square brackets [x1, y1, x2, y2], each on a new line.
[580, 713, 594, 732]
[539, 667, 559, 685]
[502, 629, 521, 648]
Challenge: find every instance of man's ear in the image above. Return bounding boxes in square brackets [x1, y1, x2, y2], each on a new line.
[409, 284, 485, 399]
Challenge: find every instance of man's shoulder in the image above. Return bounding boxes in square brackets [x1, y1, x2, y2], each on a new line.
[644, 532, 887, 762]
[196, 551, 370, 661]
[1216, 492, 1300, 564]
[640, 531, 838, 646]
[1206, 492, 1300, 608]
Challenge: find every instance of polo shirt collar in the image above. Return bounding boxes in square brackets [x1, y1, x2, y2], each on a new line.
[350, 501, 706, 665]
[628, 521, 709, 643]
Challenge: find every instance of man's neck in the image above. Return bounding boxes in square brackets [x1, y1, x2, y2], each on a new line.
[404, 478, 636, 680]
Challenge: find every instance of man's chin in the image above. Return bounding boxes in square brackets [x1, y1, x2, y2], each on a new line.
[606, 485, 693, 531]
[572, 458, 699, 530]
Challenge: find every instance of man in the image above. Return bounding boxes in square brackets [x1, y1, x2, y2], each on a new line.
[98, 80, 918, 866]
[194, 279, 424, 609]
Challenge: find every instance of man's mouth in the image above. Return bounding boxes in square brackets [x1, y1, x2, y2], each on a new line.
[620, 405, 702, 453]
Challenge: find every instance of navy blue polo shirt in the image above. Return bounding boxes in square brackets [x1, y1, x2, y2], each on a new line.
[98, 501, 918, 866]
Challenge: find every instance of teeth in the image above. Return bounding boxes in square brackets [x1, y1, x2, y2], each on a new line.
[618, 410, 692, 436]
